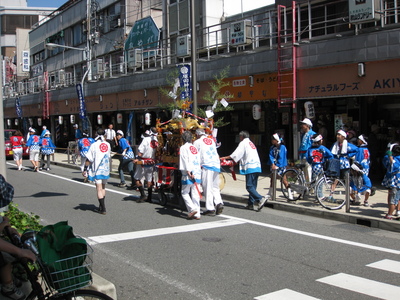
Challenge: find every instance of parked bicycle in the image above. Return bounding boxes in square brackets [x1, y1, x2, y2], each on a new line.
[6, 228, 112, 300]
[280, 161, 347, 210]
[67, 141, 80, 165]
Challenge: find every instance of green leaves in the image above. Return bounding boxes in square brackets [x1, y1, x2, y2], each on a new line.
[1, 203, 43, 234]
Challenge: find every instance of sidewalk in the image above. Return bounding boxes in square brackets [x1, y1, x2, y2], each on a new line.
[49, 152, 400, 233]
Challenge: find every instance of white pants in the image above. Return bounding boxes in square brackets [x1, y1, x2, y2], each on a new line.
[202, 169, 223, 211]
[134, 165, 154, 182]
[181, 183, 201, 218]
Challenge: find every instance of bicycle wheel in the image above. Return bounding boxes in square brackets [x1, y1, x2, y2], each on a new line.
[280, 169, 304, 201]
[315, 177, 346, 210]
[63, 289, 114, 300]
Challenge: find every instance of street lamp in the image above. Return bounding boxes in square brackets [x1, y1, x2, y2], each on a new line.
[44, 42, 91, 84]
[44, 42, 92, 133]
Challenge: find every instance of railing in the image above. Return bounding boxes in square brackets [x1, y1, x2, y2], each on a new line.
[6, 0, 400, 99]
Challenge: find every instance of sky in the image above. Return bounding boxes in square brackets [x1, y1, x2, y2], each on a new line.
[27, 0, 68, 8]
[225, 0, 275, 16]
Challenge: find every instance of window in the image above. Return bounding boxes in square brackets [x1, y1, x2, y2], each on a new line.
[1, 14, 39, 34]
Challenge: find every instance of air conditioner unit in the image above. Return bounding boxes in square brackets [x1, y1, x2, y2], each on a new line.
[127, 49, 142, 69]
[230, 20, 252, 46]
[177, 35, 191, 57]
[92, 59, 104, 79]
[57, 70, 65, 85]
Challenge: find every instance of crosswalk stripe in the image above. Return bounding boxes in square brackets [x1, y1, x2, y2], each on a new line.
[87, 218, 246, 244]
[367, 259, 400, 274]
[254, 288, 320, 300]
[317, 273, 400, 300]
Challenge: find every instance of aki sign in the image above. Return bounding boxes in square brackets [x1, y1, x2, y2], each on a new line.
[125, 16, 160, 59]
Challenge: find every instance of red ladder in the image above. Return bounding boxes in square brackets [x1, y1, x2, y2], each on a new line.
[277, 1, 297, 109]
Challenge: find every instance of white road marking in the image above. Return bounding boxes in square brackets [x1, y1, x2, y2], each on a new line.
[316, 273, 400, 300]
[367, 259, 400, 274]
[10, 162, 400, 256]
[254, 288, 320, 300]
[87, 218, 246, 244]
[219, 215, 400, 255]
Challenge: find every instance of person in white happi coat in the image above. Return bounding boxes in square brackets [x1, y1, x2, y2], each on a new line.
[194, 128, 224, 216]
[83, 128, 111, 215]
[179, 131, 202, 220]
[220, 131, 265, 211]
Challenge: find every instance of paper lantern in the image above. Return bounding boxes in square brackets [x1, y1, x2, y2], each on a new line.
[37, 117, 42, 127]
[70, 115, 75, 124]
[145, 113, 151, 126]
[58, 116, 63, 124]
[7, 119, 11, 127]
[14, 119, 19, 126]
[304, 101, 315, 119]
[97, 114, 103, 125]
[252, 104, 262, 120]
[117, 113, 123, 124]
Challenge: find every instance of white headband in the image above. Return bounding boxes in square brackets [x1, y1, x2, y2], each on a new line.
[312, 134, 323, 142]
[358, 135, 367, 145]
[272, 133, 281, 144]
[337, 130, 347, 137]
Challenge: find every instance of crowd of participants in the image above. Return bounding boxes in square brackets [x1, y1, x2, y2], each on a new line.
[8, 118, 400, 220]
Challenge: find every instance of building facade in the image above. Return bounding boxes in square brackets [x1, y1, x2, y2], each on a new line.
[3, 0, 400, 169]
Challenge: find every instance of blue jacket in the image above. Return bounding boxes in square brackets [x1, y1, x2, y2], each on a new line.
[268, 144, 287, 168]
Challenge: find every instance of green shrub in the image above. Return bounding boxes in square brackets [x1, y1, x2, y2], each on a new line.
[1, 203, 43, 233]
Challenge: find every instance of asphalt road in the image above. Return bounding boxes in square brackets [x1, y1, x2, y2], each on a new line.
[5, 162, 400, 300]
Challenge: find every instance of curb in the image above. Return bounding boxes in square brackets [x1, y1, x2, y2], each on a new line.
[51, 158, 400, 233]
[222, 194, 400, 233]
[90, 273, 117, 299]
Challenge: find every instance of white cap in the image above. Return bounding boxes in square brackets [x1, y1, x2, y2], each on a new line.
[45, 130, 51, 135]
[300, 118, 312, 127]
[73, 124, 78, 128]
[312, 134, 323, 142]
[337, 130, 347, 137]
[29, 127, 35, 132]
[116, 130, 124, 136]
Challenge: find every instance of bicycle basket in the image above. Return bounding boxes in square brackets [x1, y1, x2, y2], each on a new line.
[36, 221, 93, 294]
[324, 158, 340, 177]
[38, 243, 93, 295]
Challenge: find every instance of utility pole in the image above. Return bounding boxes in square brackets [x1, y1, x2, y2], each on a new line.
[0, 56, 7, 179]
[190, 0, 197, 115]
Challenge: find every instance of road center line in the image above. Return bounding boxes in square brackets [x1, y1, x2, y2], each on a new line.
[12, 163, 400, 255]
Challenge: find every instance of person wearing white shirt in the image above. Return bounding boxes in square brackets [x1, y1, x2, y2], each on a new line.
[105, 123, 117, 150]
[220, 131, 264, 211]
[194, 128, 224, 215]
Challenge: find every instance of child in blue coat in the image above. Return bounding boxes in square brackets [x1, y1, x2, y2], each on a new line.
[39, 130, 56, 171]
[306, 134, 333, 182]
[381, 143, 400, 219]
[266, 133, 287, 200]
[349, 162, 372, 207]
